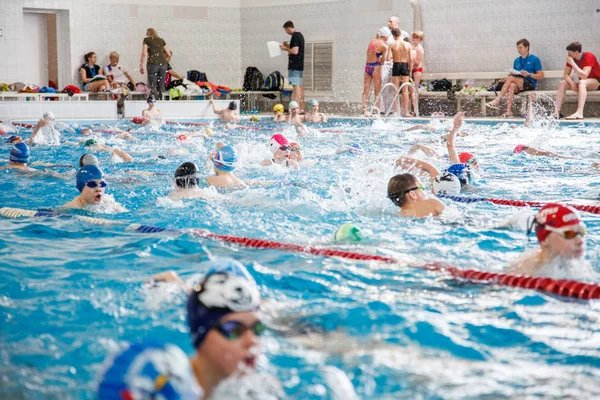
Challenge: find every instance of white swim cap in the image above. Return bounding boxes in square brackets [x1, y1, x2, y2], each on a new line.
[433, 171, 461, 195]
[43, 111, 55, 120]
[378, 27, 392, 38]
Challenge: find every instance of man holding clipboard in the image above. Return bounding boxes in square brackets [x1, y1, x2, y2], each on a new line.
[486, 39, 544, 117]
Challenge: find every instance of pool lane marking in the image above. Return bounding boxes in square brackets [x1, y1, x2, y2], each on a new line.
[437, 195, 600, 215]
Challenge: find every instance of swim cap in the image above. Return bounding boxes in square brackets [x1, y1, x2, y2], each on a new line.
[378, 27, 392, 37]
[6, 135, 20, 144]
[308, 99, 318, 109]
[174, 162, 199, 188]
[458, 152, 476, 164]
[447, 163, 472, 187]
[212, 145, 238, 172]
[334, 223, 363, 242]
[273, 104, 284, 113]
[534, 204, 584, 244]
[84, 139, 97, 147]
[43, 111, 55, 120]
[147, 95, 156, 103]
[228, 101, 237, 111]
[249, 115, 260, 122]
[205, 128, 214, 135]
[187, 258, 261, 348]
[513, 144, 528, 154]
[98, 341, 203, 400]
[76, 164, 104, 192]
[177, 134, 188, 141]
[288, 101, 299, 110]
[433, 171, 461, 195]
[79, 153, 99, 168]
[269, 134, 289, 153]
[9, 142, 30, 164]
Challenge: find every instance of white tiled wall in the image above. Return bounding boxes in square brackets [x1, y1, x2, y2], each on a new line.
[0, 0, 597, 105]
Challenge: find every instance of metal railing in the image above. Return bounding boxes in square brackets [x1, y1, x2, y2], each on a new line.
[369, 82, 419, 118]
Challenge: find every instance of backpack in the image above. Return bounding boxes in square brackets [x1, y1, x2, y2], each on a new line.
[428, 79, 452, 92]
[243, 67, 263, 91]
[187, 70, 207, 83]
[261, 71, 284, 91]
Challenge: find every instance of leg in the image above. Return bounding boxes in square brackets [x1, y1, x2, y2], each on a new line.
[490, 76, 516, 106]
[362, 73, 373, 113]
[553, 80, 570, 117]
[146, 64, 160, 99]
[373, 67, 383, 112]
[401, 76, 410, 116]
[391, 76, 400, 115]
[411, 71, 422, 113]
[505, 81, 523, 116]
[157, 64, 168, 100]
[570, 79, 600, 117]
[86, 79, 109, 92]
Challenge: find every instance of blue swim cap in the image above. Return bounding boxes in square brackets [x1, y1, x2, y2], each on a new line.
[76, 164, 104, 192]
[9, 142, 30, 164]
[98, 341, 203, 400]
[212, 145, 238, 172]
[187, 258, 260, 348]
[447, 163, 472, 187]
[6, 135, 19, 144]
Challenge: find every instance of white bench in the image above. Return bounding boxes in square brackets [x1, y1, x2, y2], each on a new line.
[0, 92, 89, 101]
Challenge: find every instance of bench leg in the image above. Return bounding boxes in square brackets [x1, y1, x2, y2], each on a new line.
[457, 99, 462, 112]
[481, 98, 486, 117]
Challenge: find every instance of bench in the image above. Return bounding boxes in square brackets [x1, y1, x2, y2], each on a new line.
[0, 92, 89, 101]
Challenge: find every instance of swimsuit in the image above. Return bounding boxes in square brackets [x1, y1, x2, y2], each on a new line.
[365, 42, 383, 77]
[412, 67, 423, 74]
[392, 62, 409, 77]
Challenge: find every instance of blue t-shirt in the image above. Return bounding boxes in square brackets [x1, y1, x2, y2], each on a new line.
[513, 54, 542, 88]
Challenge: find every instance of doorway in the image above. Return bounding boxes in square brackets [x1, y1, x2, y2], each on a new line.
[22, 11, 58, 88]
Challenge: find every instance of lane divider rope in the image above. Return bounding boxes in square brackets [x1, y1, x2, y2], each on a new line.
[438, 195, 600, 215]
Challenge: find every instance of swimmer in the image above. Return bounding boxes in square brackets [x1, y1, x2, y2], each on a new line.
[387, 173, 445, 217]
[286, 101, 307, 136]
[97, 341, 202, 399]
[288, 142, 303, 162]
[260, 134, 299, 169]
[78, 153, 99, 168]
[6, 135, 23, 144]
[210, 98, 240, 124]
[273, 103, 286, 122]
[0, 142, 36, 171]
[141, 95, 162, 125]
[335, 143, 365, 155]
[512, 144, 574, 158]
[62, 165, 108, 209]
[168, 161, 207, 200]
[150, 259, 268, 398]
[207, 144, 247, 188]
[303, 99, 327, 123]
[80, 138, 134, 163]
[510, 204, 586, 277]
[28, 112, 61, 145]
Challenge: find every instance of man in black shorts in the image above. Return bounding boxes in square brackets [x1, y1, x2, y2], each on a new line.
[389, 28, 413, 116]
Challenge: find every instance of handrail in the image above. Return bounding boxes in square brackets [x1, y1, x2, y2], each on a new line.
[370, 82, 397, 116]
[384, 82, 419, 118]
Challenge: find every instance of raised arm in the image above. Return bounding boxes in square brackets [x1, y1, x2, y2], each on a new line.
[446, 112, 464, 164]
[395, 156, 441, 178]
[209, 98, 223, 115]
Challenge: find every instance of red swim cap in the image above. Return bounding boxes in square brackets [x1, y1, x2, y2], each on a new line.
[177, 134, 188, 141]
[458, 152, 475, 164]
[534, 204, 583, 243]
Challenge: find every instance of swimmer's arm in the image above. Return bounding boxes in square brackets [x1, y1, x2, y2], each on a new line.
[525, 147, 572, 159]
[446, 112, 464, 164]
[429, 198, 446, 216]
[111, 148, 134, 162]
[0, 165, 8, 171]
[320, 113, 328, 123]
[209, 98, 223, 115]
[244, 179, 275, 187]
[395, 156, 441, 178]
[407, 44, 414, 76]
[380, 44, 388, 65]
[260, 159, 273, 166]
[404, 124, 429, 132]
[28, 122, 41, 144]
[407, 143, 437, 157]
[147, 271, 191, 294]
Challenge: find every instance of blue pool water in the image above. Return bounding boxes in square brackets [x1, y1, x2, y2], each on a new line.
[1, 117, 600, 398]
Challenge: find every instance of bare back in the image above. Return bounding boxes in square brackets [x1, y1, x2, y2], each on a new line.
[399, 198, 444, 218]
[391, 41, 411, 63]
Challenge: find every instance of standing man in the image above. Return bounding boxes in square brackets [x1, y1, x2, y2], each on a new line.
[381, 16, 404, 114]
[281, 21, 305, 111]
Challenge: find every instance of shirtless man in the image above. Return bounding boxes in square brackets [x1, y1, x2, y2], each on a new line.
[210, 98, 240, 124]
[387, 173, 445, 218]
[141, 96, 162, 124]
[303, 99, 327, 123]
[389, 28, 413, 116]
[510, 204, 586, 276]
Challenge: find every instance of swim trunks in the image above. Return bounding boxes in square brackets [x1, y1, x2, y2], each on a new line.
[392, 62, 409, 77]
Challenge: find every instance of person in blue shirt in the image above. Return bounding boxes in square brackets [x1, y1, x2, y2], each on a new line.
[486, 39, 544, 117]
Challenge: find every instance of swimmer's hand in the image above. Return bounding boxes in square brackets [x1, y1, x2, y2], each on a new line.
[146, 271, 190, 294]
[453, 112, 464, 129]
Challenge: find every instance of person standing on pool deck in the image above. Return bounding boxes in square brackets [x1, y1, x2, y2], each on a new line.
[553, 42, 600, 120]
[510, 204, 586, 277]
[362, 27, 390, 116]
[486, 39, 544, 118]
[390, 27, 413, 117]
[281, 21, 305, 111]
[139, 28, 171, 100]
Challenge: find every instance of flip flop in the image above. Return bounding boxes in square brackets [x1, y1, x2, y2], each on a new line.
[485, 102, 499, 110]
[565, 114, 583, 120]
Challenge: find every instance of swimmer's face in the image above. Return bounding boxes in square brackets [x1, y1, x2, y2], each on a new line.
[290, 107, 298, 115]
[273, 146, 291, 161]
[80, 128, 92, 135]
[81, 179, 105, 205]
[543, 230, 585, 259]
[198, 311, 261, 378]
[289, 147, 303, 162]
[407, 180, 426, 201]
[311, 104, 319, 112]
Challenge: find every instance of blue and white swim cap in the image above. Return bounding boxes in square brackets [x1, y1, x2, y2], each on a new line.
[76, 164, 104, 192]
[97, 341, 203, 400]
[9, 142, 30, 164]
[433, 171, 461, 195]
[187, 258, 261, 348]
[447, 163, 473, 187]
[212, 145, 238, 172]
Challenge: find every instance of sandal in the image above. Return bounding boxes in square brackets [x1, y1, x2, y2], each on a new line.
[565, 113, 583, 120]
[485, 101, 499, 110]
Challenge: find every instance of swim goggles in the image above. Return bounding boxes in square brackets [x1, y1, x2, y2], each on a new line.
[279, 145, 292, 151]
[214, 320, 266, 340]
[466, 157, 478, 165]
[542, 225, 585, 239]
[403, 185, 425, 195]
[86, 180, 107, 189]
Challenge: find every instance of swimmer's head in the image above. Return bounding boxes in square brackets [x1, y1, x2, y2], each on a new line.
[228, 101, 237, 111]
[146, 95, 156, 104]
[531, 204, 585, 258]
[458, 152, 477, 167]
[78, 128, 92, 135]
[76, 164, 105, 192]
[387, 173, 425, 207]
[205, 128, 214, 135]
[187, 258, 261, 349]
[273, 104, 284, 113]
[249, 115, 260, 122]
[378, 26, 391, 39]
[174, 162, 200, 188]
[289, 142, 303, 162]
[334, 223, 363, 243]
[6, 135, 22, 144]
[78, 153, 99, 168]
[84, 139, 98, 147]
[97, 342, 202, 400]
[447, 163, 473, 187]
[513, 144, 529, 154]
[212, 145, 238, 173]
[269, 133, 289, 154]
[43, 111, 55, 121]
[308, 99, 319, 110]
[433, 171, 461, 195]
[288, 101, 299, 111]
[9, 142, 30, 164]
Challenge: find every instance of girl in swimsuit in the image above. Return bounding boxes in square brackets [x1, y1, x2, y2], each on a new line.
[362, 28, 390, 116]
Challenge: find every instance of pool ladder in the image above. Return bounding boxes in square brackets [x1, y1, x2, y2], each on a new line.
[369, 82, 419, 118]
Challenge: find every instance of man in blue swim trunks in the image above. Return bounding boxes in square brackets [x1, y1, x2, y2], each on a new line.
[281, 20, 305, 111]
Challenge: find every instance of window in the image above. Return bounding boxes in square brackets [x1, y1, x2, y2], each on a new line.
[303, 41, 333, 92]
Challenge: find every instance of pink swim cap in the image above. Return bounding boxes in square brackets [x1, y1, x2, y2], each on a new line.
[513, 144, 526, 154]
[269, 134, 289, 153]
